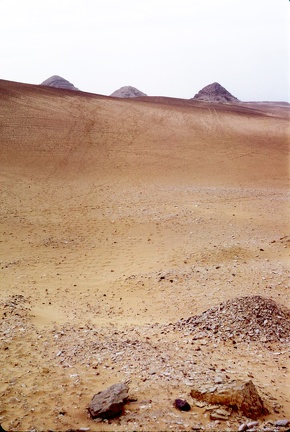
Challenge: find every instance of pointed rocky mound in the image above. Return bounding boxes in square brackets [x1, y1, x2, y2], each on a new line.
[40, 75, 79, 91]
[110, 86, 147, 98]
[175, 295, 290, 344]
[192, 82, 239, 103]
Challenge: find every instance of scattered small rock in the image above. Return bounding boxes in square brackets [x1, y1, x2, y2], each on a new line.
[210, 407, 231, 420]
[195, 400, 207, 408]
[275, 419, 290, 427]
[214, 376, 224, 384]
[66, 429, 90, 432]
[247, 421, 259, 428]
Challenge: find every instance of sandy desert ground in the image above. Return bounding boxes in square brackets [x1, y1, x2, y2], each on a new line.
[0, 80, 290, 431]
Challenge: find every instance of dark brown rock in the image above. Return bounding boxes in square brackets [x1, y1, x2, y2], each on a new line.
[174, 398, 191, 411]
[190, 380, 268, 419]
[88, 381, 130, 419]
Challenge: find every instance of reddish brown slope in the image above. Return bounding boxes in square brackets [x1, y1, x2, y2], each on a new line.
[1, 79, 289, 189]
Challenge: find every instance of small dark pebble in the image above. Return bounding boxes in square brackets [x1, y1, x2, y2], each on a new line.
[174, 398, 191, 411]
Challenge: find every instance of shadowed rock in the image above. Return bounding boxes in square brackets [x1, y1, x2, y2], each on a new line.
[191, 380, 269, 419]
[174, 398, 191, 411]
[192, 82, 239, 102]
[88, 381, 130, 419]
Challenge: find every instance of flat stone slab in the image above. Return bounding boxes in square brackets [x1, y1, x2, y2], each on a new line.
[89, 381, 130, 419]
[191, 379, 269, 419]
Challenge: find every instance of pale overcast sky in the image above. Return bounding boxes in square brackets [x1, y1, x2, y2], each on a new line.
[1, 0, 289, 101]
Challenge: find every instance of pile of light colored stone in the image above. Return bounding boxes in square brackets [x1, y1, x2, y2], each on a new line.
[175, 295, 290, 344]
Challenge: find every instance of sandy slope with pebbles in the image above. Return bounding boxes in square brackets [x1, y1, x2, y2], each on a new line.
[0, 80, 290, 431]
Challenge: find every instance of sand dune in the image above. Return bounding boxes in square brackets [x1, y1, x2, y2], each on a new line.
[0, 79, 289, 431]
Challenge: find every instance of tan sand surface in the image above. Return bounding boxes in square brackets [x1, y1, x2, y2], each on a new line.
[0, 80, 289, 431]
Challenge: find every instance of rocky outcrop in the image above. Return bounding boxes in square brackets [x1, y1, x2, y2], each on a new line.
[192, 82, 239, 102]
[88, 381, 130, 419]
[110, 86, 147, 98]
[191, 379, 269, 419]
[40, 75, 79, 91]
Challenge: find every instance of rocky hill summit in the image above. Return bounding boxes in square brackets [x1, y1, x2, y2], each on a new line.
[40, 75, 79, 91]
[192, 82, 239, 103]
[110, 86, 147, 98]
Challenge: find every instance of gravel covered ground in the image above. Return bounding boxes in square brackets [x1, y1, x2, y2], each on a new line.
[1, 80, 289, 431]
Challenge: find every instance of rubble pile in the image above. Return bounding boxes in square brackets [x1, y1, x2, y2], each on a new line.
[175, 296, 290, 343]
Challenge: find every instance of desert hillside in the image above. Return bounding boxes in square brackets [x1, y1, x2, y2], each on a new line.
[0, 79, 289, 431]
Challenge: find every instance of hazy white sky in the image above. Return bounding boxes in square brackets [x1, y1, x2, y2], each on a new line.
[1, 0, 289, 101]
